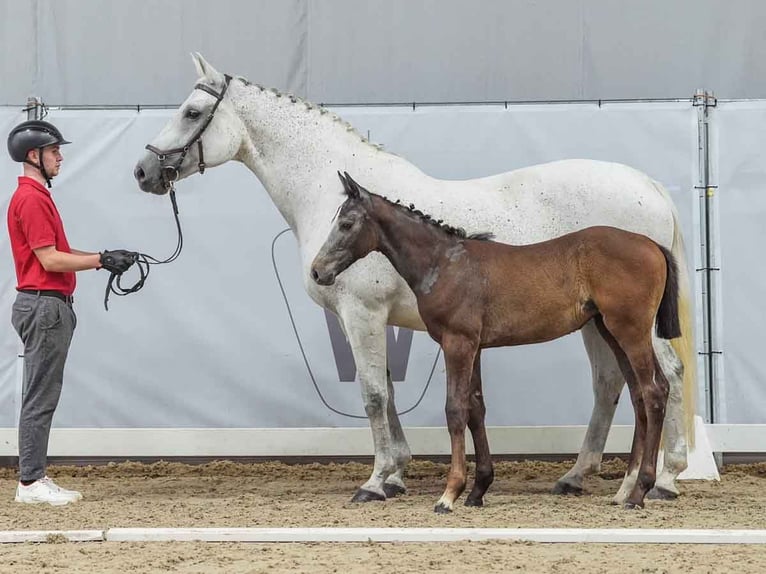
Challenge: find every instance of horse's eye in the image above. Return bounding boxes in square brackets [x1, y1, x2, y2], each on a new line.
[339, 221, 353, 231]
[185, 109, 201, 120]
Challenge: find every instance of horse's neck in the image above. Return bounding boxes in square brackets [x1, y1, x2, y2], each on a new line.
[232, 85, 411, 236]
[373, 201, 455, 295]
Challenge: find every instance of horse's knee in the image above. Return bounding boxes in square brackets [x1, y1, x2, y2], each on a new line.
[363, 388, 388, 417]
[445, 404, 469, 431]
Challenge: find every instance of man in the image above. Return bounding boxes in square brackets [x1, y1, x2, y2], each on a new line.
[6, 119, 136, 505]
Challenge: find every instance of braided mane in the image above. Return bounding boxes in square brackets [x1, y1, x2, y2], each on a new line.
[343, 184, 494, 241]
[236, 76, 384, 151]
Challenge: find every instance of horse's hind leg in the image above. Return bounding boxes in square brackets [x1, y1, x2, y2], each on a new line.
[553, 320, 624, 496]
[464, 350, 494, 507]
[622, 342, 669, 508]
[594, 317, 647, 506]
[383, 366, 412, 498]
[647, 337, 687, 500]
[599, 317, 669, 508]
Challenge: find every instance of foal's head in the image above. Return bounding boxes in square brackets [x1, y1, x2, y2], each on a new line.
[311, 172, 378, 286]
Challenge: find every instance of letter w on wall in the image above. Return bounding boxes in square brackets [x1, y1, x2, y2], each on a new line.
[324, 310, 413, 381]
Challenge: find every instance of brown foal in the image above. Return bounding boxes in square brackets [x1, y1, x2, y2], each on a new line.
[311, 172, 680, 513]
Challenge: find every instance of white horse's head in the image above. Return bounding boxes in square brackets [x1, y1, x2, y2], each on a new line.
[134, 53, 246, 195]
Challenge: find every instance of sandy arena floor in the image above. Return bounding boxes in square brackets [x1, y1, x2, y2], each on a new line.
[1, 458, 765, 573]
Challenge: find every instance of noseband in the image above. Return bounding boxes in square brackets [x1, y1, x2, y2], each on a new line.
[145, 73, 232, 189]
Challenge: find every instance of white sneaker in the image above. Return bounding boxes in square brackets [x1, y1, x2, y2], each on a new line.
[15, 478, 79, 506]
[41, 476, 83, 501]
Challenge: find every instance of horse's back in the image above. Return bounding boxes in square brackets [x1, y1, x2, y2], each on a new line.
[406, 159, 674, 247]
[308, 158, 675, 329]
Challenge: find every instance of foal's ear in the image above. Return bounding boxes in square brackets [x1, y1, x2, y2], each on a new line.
[191, 52, 225, 86]
[343, 172, 368, 201]
[339, 171, 361, 200]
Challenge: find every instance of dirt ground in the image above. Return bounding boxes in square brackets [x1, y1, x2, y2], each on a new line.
[1, 458, 765, 573]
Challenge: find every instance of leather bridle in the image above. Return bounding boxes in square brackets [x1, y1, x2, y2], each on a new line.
[105, 74, 233, 310]
[145, 73, 232, 190]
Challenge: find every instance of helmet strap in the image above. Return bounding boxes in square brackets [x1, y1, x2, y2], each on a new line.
[24, 148, 52, 188]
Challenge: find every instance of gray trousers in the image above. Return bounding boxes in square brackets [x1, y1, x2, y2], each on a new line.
[11, 292, 76, 482]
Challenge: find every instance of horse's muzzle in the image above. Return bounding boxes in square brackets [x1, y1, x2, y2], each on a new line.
[134, 163, 169, 195]
[310, 266, 335, 286]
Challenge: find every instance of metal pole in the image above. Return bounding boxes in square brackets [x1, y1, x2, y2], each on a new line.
[25, 96, 43, 120]
[693, 89, 719, 423]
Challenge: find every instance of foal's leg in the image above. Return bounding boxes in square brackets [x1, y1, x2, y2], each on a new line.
[464, 350, 495, 507]
[339, 304, 398, 502]
[594, 318, 646, 506]
[647, 338, 687, 500]
[622, 342, 669, 508]
[435, 335, 478, 514]
[383, 366, 412, 498]
[554, 320, 624, 495]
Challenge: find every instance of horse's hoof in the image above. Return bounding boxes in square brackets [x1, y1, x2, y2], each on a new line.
[434, 503, 452, 514]
[646, 486, 679, 500]
[623, 501, 644, 510]
[464, 496, 484, 507]
[383, 483, 406, 498]
[552, 480, 584, 496]
[351, 488, 386, 503]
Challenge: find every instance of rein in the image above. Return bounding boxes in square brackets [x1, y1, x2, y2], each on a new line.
[103, 188, 183, 310]
[104, 74, 231, 310]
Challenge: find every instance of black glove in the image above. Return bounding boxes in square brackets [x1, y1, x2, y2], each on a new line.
[100, 249, 138, 275]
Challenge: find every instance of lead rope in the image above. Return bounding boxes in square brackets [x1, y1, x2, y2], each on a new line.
[103, 187, 183, 310]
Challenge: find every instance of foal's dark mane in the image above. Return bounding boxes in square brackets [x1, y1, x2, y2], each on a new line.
[351, 189, 494, 242]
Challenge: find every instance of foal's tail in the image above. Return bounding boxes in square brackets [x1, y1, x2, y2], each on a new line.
[656, 245, 681, 340]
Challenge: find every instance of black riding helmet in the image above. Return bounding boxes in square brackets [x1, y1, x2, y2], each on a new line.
[7, 120, 71, 187]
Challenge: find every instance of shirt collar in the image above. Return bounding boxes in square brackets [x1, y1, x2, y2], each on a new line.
[18, 176, 51, 197]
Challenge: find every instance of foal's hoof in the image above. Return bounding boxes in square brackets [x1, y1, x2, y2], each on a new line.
[351, 488, 386, 503]
[464, 496, 484, 507]
[434, 502, 453, 514]
[552, 480, 584, 496]
[383, 483, 406, 498]
[623, 501, 645, 510]
[647, 486, 679, 501]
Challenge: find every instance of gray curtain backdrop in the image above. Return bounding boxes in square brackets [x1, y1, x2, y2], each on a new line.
[1, 0, 766, 106]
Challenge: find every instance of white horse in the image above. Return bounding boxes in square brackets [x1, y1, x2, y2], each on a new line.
[134, 54, 695, 505]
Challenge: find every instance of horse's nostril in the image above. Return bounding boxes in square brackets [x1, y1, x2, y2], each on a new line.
[311, 268, 319, 282]
[134, 166, 145, 181]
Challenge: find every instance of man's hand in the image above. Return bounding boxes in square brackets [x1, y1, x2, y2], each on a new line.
[99, 249, 138, 275]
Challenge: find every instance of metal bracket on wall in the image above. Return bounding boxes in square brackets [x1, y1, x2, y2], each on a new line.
[693, 88, 721, 424]
[23, 96, 46, 120]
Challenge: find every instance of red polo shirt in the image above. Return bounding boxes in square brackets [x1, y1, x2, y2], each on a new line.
[6, 176, 76, 295]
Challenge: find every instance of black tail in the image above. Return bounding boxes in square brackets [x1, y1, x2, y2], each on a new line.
[656, 245, 681, 339]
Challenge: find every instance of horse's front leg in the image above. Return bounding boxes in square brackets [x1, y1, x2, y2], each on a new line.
[339, 305, 398, 502]
[435, 335, 478, 514]
[464, 350, 494, 507]
[382, 367, 412, 498]
[554, 321, 624, 496]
